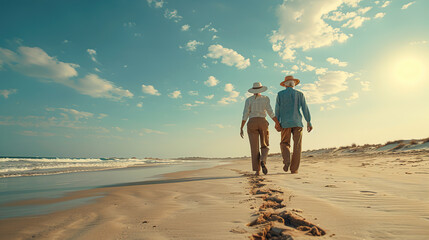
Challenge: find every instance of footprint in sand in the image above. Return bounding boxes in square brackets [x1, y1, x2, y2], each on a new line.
[360, 190, 377, 196]
[325, 184, 337, 188]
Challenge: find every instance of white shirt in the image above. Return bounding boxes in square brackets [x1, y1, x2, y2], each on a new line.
[242, 95, 275, 121]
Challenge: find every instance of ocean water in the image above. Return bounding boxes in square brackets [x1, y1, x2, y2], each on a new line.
[0, 156, 197, 178]
[0, 157, 228, 219]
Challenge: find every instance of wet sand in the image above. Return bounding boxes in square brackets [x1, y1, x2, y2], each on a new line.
[1, 149, 429, 239]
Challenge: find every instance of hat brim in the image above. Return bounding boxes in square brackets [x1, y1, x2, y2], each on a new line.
[248, 86, 267, 93]
[280, 79, 300, 87]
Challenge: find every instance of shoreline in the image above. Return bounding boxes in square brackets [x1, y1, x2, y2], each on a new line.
[1, 150, 429, 239]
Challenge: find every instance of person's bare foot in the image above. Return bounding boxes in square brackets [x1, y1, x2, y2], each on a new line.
[283, 164, 289, 172]
[291, 171, 298, 174]
[255, 171, 260, 176]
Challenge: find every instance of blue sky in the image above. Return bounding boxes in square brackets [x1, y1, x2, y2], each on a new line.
[1, 0, 428, 158]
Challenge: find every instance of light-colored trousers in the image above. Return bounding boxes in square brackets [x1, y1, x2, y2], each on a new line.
[280, 127, 303, 173]
[247, 117, 269, 171]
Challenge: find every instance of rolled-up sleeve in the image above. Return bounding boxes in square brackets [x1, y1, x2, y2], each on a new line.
[300, 93, 312, 126]
[242, 98, 251, 121]
[265, 97, 275, 118]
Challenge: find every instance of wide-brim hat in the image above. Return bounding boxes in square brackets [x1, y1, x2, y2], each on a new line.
[280, 75, 300, 87]
[248, 82, 267, 93]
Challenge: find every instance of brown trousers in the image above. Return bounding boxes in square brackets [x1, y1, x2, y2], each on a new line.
[280, 127, 302, 173]
[247, 117, 269, 171]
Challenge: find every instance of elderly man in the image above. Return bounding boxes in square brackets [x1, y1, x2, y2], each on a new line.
[275, 75, 313, 174]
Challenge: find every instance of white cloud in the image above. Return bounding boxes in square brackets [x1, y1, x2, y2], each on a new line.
[73, 74, 133, 100]
[168, 90, 182, 99]
[343, 0, 362, 8]
[360, 81, 370, 91]
[282, 70, 295, 75]
[381, 1, 390, 8]
[342, 16, 370, 29]
[299, 61, 315, 71]
[147, 0, 164, 8]
[206, 44, 250, 69]
[164, 9, 182, 22]
[274, 62, 284, 68]
[205, 94, 214, 99]
[401, 1, 415, 10]
[219, 84, 240, 105]
[305, 56, 313, 61]
[327, 11, 357, 21]
[123, 22, 136, 27]
[0, 46, 78, 80]
[374, 12, 386, 19]
[48, 108, 94, 120]
[299, 71, 353, 104]
[214, 124, 225, 129]
[0, 89, 17, 99]
[183, 100, 205, 109]
[183, 103, 197, 107]
[357, 7, 372, 15]
[94, 67, 101, 72]
[98, 113, 108, 119]
[0, 46, 132, 100]
[113, 127, 123, 132]
[19, 130, 55, 137]
[212, 35, 219, 40]
[87, 49, 98, 63]
[185, 40, 203, 51]
[137, 102, 143, 108]
[326, 57, 348, 67]
[142, 84, 161, 96]
[188, 90, 198, 96]
[201, 63, 208, 69]
[204, 76, 219, 87]
[141, 128, 166, 135]
[258, 59, 267, 68]
[181, 24, 190, 31]
[315, 68, 328, 75]
[224, 83, 234, 92]
[346, 92, 359, 101]
[320, 104, 337, 111]
[270, 0, 352, 61]
[409, 40, 428, 45]
[200, 23, 217, 32]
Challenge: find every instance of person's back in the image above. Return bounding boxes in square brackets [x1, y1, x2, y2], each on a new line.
[275, 87, 310, 129]
[275, 75, 312, 174]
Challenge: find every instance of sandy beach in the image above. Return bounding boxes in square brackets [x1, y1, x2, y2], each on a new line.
[1, 144, 429, 240]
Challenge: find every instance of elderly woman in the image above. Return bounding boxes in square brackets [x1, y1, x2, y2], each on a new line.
[240, 82, 280, 176]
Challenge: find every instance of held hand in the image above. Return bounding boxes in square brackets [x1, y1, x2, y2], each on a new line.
[240, 128, 244, 138]
[307, 124, 313, 133]
[275, 123, 282, 132]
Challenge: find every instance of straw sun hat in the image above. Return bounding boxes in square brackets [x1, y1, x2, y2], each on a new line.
[248, 82, 268, 93]
[280, 75, 300, 87]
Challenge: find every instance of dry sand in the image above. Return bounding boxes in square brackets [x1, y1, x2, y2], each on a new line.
[1, 149, 429, 240]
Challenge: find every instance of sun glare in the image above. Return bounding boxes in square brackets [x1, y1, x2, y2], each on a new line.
[392, 57, 425, 85]
[390, 57, 426, 86]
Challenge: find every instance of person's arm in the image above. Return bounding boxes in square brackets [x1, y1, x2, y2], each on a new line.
[300, 93, 313, 132]
[274, 93, 282, 131]
[241, 98, 250, 138]
[240, 120, 246, 138]
[265, 97, 281, 131]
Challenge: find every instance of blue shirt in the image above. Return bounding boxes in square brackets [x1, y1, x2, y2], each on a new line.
[275, 87, 312, 128]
